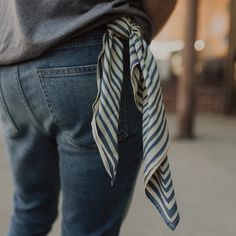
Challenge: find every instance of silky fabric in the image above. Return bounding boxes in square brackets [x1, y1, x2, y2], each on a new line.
[91, 16, 180, 230]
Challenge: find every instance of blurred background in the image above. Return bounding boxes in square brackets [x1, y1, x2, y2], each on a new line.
[1, 0, 236, 235]
[150, 0, 236, 117]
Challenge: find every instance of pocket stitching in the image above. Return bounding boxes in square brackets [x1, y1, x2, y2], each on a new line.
[36, 68, 99, 149]
[36, 64, 98, 78]
[35, 64, 129, 148]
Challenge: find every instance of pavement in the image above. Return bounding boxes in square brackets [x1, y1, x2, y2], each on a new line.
[0, 114, 236, 236]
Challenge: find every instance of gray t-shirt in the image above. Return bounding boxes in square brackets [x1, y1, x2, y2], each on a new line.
[0, 0, 154, 65]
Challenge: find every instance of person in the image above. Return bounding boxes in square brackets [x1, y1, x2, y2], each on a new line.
[0, 0, 178, 235]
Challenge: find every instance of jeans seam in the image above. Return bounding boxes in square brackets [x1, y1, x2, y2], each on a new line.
[15, 65, 56, 140]
[0, 76, 20, 136]
[117, 76, 129, 142]
[63, 130, 99, 150]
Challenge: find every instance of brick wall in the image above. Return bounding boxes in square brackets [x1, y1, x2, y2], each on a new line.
[161, 82, 226, 114]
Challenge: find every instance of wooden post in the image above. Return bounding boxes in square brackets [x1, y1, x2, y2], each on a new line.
[224, 0, 236, 114]
[176, 0, 199, 138]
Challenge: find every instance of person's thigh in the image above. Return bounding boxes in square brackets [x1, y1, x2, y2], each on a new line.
[58, 133, 143, 236]
[32, 30, 143, 235]
[0, 64, 60, 236]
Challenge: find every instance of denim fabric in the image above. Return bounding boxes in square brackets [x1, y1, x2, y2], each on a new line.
[0, 26, 143, 236]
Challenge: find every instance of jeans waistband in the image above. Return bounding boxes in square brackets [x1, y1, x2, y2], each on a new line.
[63, 24, 107, 43]
[53, 23, 128, 50]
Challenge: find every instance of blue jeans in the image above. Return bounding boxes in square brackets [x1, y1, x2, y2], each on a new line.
[0, 25, 143, 236]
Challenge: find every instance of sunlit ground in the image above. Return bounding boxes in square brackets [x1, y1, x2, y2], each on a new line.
[1, 114, 236, 236]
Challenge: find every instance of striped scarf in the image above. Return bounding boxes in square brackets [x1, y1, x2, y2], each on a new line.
[91, 16, 180, 230]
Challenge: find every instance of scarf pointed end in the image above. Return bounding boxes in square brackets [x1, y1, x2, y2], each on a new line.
[110, 175, 116, 186]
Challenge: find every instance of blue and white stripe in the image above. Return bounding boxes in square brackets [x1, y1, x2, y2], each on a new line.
[91, 16, 180, 230]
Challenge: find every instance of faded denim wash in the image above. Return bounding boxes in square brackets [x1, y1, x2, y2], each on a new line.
[0, 26, 143, 236]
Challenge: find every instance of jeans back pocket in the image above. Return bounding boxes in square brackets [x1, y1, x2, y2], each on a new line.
[35, 63, 128, 150]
